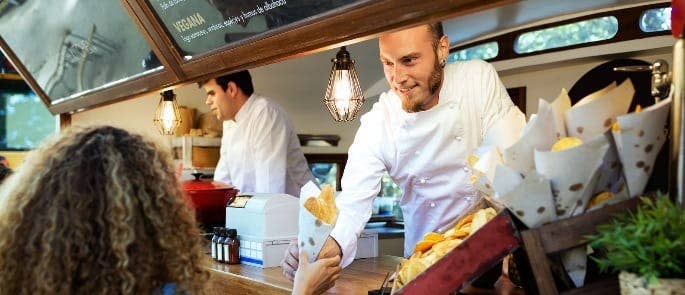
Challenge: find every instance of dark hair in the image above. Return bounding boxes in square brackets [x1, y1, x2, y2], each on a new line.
[198, 70, 254, 96]
[0, 165, 11, 185]
[428, 22, 444, 50]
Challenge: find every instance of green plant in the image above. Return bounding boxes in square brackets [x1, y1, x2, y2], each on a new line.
[587, 195, 685, 285]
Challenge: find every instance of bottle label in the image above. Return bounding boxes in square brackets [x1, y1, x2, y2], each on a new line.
[217, 243, 224, 262]
[223, 244, 229, 262]
[211, 241, 216, 259]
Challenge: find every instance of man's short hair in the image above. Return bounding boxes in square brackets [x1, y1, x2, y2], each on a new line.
[428, 22, 444, 50]
[198, 70, 254, 96]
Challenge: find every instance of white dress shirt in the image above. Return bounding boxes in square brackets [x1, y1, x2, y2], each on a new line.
[330, 60, 524, 267]
[214, 94, 314, 196]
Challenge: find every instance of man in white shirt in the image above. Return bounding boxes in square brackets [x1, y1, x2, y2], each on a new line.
[199, 70, 314, 196]
[282, 23, 524, 285]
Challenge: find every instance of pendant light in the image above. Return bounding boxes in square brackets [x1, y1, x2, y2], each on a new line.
[323, 46, 364, 121]
[153, 90, 182, 135]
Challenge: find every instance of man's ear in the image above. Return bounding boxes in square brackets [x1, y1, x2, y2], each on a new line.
[227, 81, 239, 98]
[437, 35, 449, 64]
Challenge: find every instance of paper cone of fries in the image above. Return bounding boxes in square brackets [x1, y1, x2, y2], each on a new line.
[298, 182, 338, 262]
[550, 89, 572, 140]
[565, 79, 634, 141]
[534, 135, 611, 218]
[503, 99, 558, 173]
[612, 98, 671, 197]
[562, 246, 588, 287]
[481, 106, 526, 150]
[468, 147, 504, 198]
[492, 165, 557, 228]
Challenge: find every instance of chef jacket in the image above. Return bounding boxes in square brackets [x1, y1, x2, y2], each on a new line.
[214, 94, 314, 196]
[330, 60, 524, 267]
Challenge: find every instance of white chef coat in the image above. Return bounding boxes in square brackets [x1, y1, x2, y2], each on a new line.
[214, 94, 314, 196]
[330, 60, 524, 267]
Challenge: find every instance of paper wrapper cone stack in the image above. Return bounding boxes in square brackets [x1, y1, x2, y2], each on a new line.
[565, 79, 634, 141]
[492, 166, 557, 228]
[298, 182, 338, 262]
[503, 99, 559, 173]
[613, 98, 671, 197]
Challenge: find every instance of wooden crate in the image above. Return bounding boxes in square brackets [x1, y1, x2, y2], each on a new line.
[392, 199, 521, 294]
[517, 197, 644, 295]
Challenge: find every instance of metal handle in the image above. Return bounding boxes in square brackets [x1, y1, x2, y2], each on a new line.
[614, 59, 671, 101]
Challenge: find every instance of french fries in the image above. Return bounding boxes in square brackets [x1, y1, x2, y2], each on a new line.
[397, 207, 497, 288]
[303, 184, 338, 224]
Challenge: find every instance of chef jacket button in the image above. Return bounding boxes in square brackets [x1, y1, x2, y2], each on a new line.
[419, 177, 427, 184]
[455, 136, 462, 142]
[463, 167, 470, 173]
[429, 202, 436, 208]
[415, 150, 421, 155]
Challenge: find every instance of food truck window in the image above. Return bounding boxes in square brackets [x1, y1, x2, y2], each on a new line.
[147, 0, 361, 59]
[447, 41, 498, 63]
[0, 78, 55, 150]
[0, 0, 163, 104]
[640, 7, 672, 33]
[514, 16, 618, 54]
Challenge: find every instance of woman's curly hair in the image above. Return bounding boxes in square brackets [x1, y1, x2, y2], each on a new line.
[0, 126, 209, 294]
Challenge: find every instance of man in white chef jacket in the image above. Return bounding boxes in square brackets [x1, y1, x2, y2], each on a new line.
[282, 23, 524, 282]
[199, 70, 314, 196]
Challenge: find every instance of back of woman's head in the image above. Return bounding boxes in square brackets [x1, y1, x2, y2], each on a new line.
[0, 126, 208, 294]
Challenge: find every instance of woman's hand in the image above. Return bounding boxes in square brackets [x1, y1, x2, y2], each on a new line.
[291, 250, 342, 295]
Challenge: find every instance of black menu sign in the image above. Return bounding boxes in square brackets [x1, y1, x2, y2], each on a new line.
[148, 0, 359, 57]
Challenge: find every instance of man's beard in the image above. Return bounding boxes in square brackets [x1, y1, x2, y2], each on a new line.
[401, 56, 444, 113]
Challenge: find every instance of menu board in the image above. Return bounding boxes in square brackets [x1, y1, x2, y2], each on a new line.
[147, 0, 360, 57]
[0, 0, 163, 103]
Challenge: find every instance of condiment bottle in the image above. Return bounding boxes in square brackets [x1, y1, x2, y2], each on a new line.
[211, 227, 221, 261]
[217, 228, 227, 263]
[227, 229, 241, 264]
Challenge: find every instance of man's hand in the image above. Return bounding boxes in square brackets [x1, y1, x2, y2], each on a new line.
[282, 236, 343, 281]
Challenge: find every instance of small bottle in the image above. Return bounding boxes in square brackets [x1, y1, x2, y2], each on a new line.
[217, 229, 227, 263]
[227, 229, 241, 265]
[211, 227, 221, 261]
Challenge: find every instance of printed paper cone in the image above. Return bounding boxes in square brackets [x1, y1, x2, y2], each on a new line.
[562, 247, 588, 287]
[588, 131, 623, 196]
[493, 166, 557, 228]
[574, 81, 616, 107]
[613, 98, 671, 197]
[565, 79, 634, 141]
[298, 182, 336, 262]
[534, 137, 610, 218]
[503, 99, 558, 173]
[550, 89, 572, 140]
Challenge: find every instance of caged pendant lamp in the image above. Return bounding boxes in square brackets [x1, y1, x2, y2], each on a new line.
[323, 46, 364, 121]
[153, 90, 182, 135]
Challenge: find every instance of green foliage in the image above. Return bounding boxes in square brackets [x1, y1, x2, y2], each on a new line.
[588, 195, 685, 284]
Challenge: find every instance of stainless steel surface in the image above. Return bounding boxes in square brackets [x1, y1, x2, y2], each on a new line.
[671, 39, 684, 206]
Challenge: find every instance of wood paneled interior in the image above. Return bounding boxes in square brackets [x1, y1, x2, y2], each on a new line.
[452, 2, 671, 61]
[1, 0, 516, 115]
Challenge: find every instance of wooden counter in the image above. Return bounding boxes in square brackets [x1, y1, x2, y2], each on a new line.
[206, 255, 402, 294]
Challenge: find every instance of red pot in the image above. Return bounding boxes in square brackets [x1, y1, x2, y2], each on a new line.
[181, 173, 239, 227]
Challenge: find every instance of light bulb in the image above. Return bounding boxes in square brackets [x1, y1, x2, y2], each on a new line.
[160, 101, 177, 133]
[333, 70, 352, 116]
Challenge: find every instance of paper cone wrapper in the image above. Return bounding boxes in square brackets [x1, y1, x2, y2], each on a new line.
[588, 131, 624, 196]
[298, 181, 336, 262]
[574, 81, 616, 107]
[550, 89, 572, 140]
[481, 107, 526, 150]
[493, 166, 557, 228]
[565, 79, 634, 141]
[587, 176, 631, 212]
[534, 137, 610, 218]
[503, 99, 558, 173]
[613, 98, 671, 197]
[562, 246, 588, 287]
[469, 147, 505, 198]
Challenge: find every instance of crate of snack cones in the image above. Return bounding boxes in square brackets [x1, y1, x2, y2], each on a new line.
[391, 197, 521, 294]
